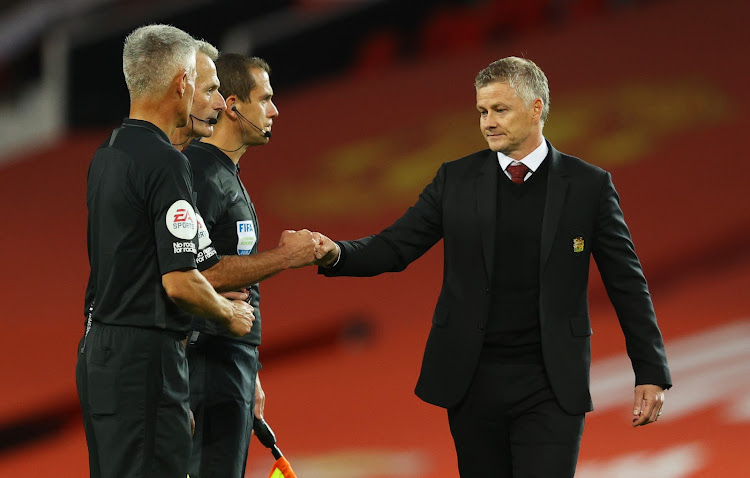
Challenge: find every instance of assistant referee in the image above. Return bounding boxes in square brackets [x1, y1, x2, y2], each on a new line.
[76, 25, 254, 478]
[185, 54, 287, 478]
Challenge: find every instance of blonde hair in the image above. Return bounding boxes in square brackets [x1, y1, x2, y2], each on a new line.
[475, 56, 550, 124]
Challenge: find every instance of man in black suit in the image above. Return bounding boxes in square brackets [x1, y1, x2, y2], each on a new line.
[313, 57, 671, 477]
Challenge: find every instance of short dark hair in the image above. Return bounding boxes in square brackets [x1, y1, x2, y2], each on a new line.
[215, 54, 271, 102]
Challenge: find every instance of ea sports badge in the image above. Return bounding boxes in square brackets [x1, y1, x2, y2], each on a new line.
[573, 236, 584, 253]
[166, 200, 197, 240]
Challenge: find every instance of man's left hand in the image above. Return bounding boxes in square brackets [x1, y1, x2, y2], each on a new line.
[632, 384, 665, 427]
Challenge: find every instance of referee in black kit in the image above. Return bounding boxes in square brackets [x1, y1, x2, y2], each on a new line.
[77, 25, 254, 478]
[184, 54, 294, 478]
[169, 44, 318, 478]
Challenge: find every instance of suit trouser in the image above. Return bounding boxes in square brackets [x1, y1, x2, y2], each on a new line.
[187, 333, 259, 478]
[447, 359, 584, 478]
[75, 322, 192, 478]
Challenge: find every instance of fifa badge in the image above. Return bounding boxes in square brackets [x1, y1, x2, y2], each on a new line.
[573, 236, 584, 253]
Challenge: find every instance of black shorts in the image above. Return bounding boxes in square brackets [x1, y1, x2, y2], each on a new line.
[76, 323, 191, 478]
[187, 333, 259, 478]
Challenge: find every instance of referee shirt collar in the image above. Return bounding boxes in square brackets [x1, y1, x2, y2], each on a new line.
[122, 118, 170, 143]
[191, 141, 239, 175]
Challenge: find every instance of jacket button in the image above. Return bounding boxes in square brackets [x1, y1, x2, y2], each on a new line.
[484, 288, 490, 294]
[478, 325, 485, 332]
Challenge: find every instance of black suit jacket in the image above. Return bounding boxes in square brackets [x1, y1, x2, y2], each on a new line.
[323, 142, 671, 414]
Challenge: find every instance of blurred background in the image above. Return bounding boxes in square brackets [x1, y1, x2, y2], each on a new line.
[1, 0, 749, 476]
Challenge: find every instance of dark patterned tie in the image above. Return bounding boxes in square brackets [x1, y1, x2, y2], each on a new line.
[507, 161, 530, 184]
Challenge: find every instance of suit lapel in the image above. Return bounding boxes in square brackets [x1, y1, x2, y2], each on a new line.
[540, 144, 568, 273]
[475, 151, 498, 284]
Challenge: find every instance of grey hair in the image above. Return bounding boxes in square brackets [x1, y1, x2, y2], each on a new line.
[195, 39, 219, 61]
[475, 57, 550, 124]
[123, 24, 197, 99]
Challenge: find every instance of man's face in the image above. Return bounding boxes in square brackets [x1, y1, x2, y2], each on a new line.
[476, 81, 542, 159]
[237, 68, 278, 146]
[190, 52, 225, 138]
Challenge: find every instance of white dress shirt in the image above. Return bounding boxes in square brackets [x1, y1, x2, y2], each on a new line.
[497, 139, 549, 182]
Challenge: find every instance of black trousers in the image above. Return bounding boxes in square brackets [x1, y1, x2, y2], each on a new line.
[75, 323, 191, 478]
[447, 360, 584, 478]
[187, 333, 259, 478]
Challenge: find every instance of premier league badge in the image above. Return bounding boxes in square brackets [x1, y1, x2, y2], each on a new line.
[573, 236, 584, 253]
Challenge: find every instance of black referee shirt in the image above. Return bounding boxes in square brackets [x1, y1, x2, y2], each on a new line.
[185, 141, 262, 345]
[84, 119, 203, 334]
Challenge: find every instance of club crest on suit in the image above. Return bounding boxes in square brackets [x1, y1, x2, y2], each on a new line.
[573, 236, 585, 253]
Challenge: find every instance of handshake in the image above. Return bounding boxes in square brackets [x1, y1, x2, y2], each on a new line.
[275, 229, 340, 269]
[218, 229, 339, 337]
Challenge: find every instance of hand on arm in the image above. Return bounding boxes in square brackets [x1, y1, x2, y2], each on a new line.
[219, 289, 249, 301]
[162, 269, 254, 337]
[632, 384, 665, 427]
[312, 232, 340, 267]
[201, 229, 317, 292]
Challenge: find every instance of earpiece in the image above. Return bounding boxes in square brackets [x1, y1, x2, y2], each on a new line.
[231, 105, 272, 138]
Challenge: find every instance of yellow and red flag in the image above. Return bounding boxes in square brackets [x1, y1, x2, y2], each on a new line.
[268, 456, 297, 478]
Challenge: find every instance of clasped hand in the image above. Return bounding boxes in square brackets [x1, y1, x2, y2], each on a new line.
[274, 229, 339, 268]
